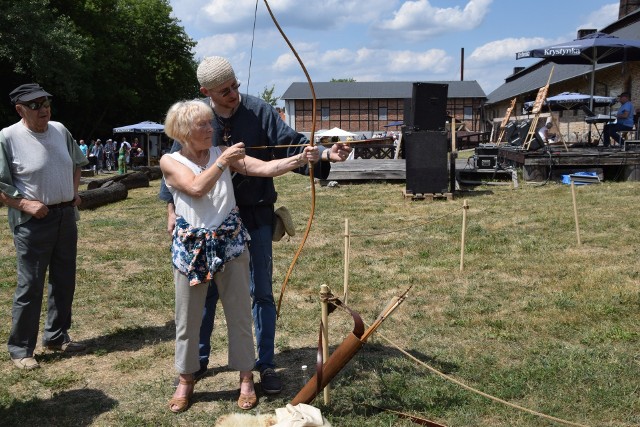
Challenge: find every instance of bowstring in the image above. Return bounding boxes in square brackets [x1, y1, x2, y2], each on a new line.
[246, 0, 259, 96]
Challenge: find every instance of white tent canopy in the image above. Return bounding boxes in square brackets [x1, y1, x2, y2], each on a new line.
[316, 127, 356, 138]
[112, 121, 165, 166]
[113, 120, 164, 133]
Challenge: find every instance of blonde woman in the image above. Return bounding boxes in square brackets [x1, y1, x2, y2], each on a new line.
[161, 100, 318, 413]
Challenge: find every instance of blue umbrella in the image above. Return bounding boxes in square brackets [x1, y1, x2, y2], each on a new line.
[523, 92, 616, 112]
[516, 32, 640, 110]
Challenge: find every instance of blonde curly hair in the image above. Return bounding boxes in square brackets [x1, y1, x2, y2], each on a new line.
[164, 100, 213, 144]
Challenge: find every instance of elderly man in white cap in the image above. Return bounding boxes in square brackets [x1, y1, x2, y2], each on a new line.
[159, 56, 351, 394]
[0, 83, 89, 370]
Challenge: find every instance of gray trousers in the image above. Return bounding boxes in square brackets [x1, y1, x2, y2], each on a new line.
[7, 206, 78, 358]
[174, 248, 254, 374]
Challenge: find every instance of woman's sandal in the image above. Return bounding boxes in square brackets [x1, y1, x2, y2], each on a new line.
[169, 377, 195, 413]
[238, 375, 258, 410]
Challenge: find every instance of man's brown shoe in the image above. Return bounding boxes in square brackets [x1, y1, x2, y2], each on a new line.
[12, 357, 40, 370]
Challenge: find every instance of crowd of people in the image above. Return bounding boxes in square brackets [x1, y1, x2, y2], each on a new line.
[1, 55, 353, 414]
[76, 136, 143, 174]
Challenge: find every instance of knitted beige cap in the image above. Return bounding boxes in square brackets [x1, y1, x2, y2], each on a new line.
[197, 56, 236, 89]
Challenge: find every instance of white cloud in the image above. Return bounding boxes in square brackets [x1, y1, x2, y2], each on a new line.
[272, 53, 299, 72]
[577, 3, 619, 32]
[376, 0, 493, 40]
[202, 0, 260, 24]
[195, 33, 245, 58]
[468, 37, 550, 64]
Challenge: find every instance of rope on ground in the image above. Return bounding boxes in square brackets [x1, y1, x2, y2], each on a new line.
[374, 328, 590, 427]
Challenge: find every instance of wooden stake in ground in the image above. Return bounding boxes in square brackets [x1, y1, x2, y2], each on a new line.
[320, 284, 331, 404]
[343, 218, 350, 305]
[460, 199, 469, 272]
[570, 181, 582, 245]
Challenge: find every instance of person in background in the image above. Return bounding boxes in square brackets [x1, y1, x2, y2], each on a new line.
[159, 56, 352, 395]
[161, 100, 319, 413]
[79, 139, 88, 156]
[537, 121, 555, 144]
[104, 138, 115, 171]
[0, 83, 89, 370]
[118, 138, 130, 174]
[92, 139, 104, 173]
[121, 137, 132, 166]
[603, 92, 634, 147]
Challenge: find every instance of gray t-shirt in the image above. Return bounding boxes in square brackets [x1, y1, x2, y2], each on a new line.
[0, 120, 88, 230]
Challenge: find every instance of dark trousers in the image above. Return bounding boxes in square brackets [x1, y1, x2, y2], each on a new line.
[603, 122, 633, 147]
[7, 206, 78, 358]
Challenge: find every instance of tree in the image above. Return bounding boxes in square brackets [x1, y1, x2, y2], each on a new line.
[0, 0, 89, 126]
[260, 85, 280, 106]
[0, 0, 199, 139]
[330, 78, 356, 82]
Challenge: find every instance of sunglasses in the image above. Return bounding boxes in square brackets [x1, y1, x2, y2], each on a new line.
[217, 81, 241, 98]
[20, 99, 51, 110]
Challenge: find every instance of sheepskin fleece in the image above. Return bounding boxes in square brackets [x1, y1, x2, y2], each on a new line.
[214, 413, 277, 427]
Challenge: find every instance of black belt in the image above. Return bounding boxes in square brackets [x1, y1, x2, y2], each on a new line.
[46, 200, 74, 209]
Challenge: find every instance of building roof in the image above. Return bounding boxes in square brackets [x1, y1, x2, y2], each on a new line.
[281, 80, 486, 100]
[486, 8, 640, 106]
[485, 62, 613, 106]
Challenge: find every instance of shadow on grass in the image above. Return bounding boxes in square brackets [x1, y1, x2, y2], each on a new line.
[0, 388, 118, 427]
[241, 342, 462, 403]
[37, 321, 175, 363]
[454, 189, 496, 197]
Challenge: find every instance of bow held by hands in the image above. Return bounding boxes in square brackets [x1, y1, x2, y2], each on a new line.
[302, 145, 320, 163]
[329, 142, 352, 162]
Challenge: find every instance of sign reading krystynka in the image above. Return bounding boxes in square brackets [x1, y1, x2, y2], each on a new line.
[516, 47, 582, 59]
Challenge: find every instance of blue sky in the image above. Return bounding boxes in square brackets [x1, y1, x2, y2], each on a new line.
[168, 0, 620, 102]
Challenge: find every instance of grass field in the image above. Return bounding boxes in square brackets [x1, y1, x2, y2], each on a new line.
[0, 172, 638, 426]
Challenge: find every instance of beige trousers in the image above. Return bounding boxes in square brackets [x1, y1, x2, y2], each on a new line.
[174, 249, 254, 374]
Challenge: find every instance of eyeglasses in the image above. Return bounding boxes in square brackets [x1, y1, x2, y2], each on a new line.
[216, 81, 241, 98]
[20, 99, 51, 110]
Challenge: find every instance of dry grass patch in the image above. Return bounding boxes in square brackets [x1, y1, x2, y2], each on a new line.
[0, 175, 638, 426]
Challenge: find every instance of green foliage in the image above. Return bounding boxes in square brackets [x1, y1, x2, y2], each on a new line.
[0, 0, 198, 138]
[330, 77, 356, 82]
[260, 84, 280, 106]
